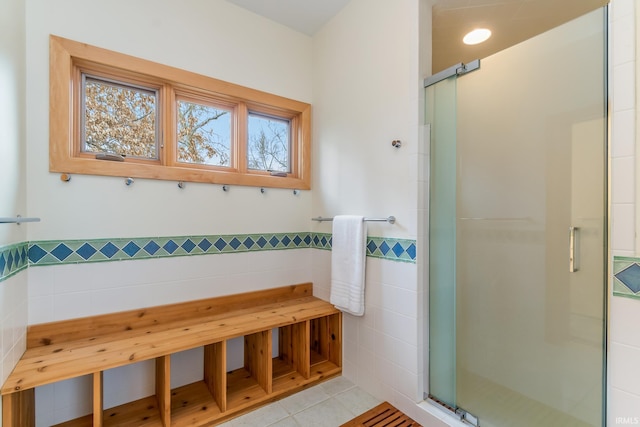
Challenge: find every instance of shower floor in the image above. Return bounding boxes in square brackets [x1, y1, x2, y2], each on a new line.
[457, 370, 597, 427]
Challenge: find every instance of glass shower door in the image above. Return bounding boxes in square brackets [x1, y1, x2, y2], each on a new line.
[428, 7, 606, 427]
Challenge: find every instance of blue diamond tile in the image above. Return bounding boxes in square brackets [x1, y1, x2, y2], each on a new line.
[100, 242, 119, 259]
[0, 254, 5, 274]
[244, 237, 255, 249]
[214, 238, 227, 251]
[163, 240, 179, 254]
[144, 241, 161, 255]
[406, 243, 417, 260]
[269, 236, 280, 247]
[304, 235, 312, 245]
[281, 236, 291, 247]
[313, 236, 320, 246]
[615, 263, 640, 293]
[328, 237, 332, 247]
[229, 238, 242, 250]
[6, 252, 14, 271]
[182, 239, 196, 253]
[379, 242, 390, 255]
[293, 235, 302, 246]
[320, 236, 327, 247]
[18, 247, 27, 265]
[76, 243, 97, 260]
[392, 242, 405, 258]
[51, 244, 73, 261]
[367, 241, 378, 254]
[198, 238, 212, 252]
[28, 245, 47, 264]
[123, 241, 141, 257]
[256, 237, 267, 248]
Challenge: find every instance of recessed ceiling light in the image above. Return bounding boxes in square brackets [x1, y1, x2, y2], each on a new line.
[463, 28, 492, 45]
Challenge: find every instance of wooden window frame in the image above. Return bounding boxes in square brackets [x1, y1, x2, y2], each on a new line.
[50, 35, 311, 190]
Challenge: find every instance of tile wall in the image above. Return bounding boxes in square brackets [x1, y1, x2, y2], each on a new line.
[609, 0, 640, 424]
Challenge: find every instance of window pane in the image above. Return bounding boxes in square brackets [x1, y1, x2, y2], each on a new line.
[83, 77, 158, 159]
[247, 113, 290, 172]
[177, 100, 231, 167]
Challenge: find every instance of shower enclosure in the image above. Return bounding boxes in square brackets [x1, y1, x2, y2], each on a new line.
[426, 7, 607, 427]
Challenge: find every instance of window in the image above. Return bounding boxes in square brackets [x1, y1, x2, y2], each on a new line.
[50, 35, 311, 189]
[83, 76, 160, 161]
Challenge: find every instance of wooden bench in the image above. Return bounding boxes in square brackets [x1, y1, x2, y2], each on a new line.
[1, 283, 342, 426]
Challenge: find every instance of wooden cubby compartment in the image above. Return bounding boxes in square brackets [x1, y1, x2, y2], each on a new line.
[310, 314, 342, 376]
[2, 283, 341, 427]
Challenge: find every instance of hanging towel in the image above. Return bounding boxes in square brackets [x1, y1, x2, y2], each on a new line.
[330, 215, 367, 316]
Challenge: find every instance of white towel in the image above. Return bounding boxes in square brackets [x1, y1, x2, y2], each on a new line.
[330, 215, 367, 316]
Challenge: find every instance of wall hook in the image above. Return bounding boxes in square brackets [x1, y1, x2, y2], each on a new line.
[392, 140, 402, 149]
[178, 181, 185, 189]
[60, 173, 71, 182]
[260, 188, 266, 194]
[125, 177, 134, 186]
[222, 185, 229, 192]
[293, 189, 299, 196]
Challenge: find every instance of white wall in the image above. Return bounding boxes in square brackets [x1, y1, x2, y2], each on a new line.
[25, 0, 314, 242]
[0, 0, 28, 424]
[23, 0, 316, 318]
[311, 1, 443, 425]
[23, 0, 316, 424]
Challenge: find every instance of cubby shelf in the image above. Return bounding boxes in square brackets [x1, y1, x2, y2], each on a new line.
[3, 283, 342, 427]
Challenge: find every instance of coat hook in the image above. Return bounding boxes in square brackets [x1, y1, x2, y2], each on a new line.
[178, 181, 185, 189]
[60, 173, 71, 182]
[293, 189, 299, 196]
[125, 177, 134, 186]
[392, 140, 402, 148]
[222, 185, 229, 192]
[260, 187, 266, 194]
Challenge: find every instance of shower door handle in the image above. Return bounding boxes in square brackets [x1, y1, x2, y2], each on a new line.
[569, 226, 579, 273]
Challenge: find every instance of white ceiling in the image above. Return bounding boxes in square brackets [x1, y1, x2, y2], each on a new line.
[226, 0, 608, 72]
[226, 0, 351, 36]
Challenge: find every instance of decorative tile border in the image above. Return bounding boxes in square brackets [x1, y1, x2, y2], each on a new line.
[613, 256, 640, 300]
[29, 233, 313, 266]
[312, 233, 417, 263]
[0, 242, 29, 283]
[26, 233, 417, 267]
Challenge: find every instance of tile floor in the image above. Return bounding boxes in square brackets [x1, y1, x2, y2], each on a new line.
[218, 377, 381, 427]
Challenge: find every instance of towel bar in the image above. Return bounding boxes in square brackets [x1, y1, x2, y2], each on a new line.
[312, 216, 395, 224]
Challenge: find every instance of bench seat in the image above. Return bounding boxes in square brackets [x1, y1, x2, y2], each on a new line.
[1, 283, 342, 426]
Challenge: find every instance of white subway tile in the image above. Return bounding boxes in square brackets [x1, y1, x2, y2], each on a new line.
[612, 11, 635, 66]
[612, 156, 636, 204]
[27, 267, 55, 296]
[358, 324, 376, 353]
[28, 295, 54, 325]
[609, 387, 640, 424]
[612, 109, 636, 158]
[613, 62, 636, 112]
[610, 297, 640, 348]
[610, 342, 640, 396]
[611, 203, 635, 251]
[53, 291, 94, 321]
[611, 0, 636, 24]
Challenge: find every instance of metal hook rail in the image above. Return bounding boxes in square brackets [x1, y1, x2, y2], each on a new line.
[312, 216, 396, 224]
[0, 215, 41, 225]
